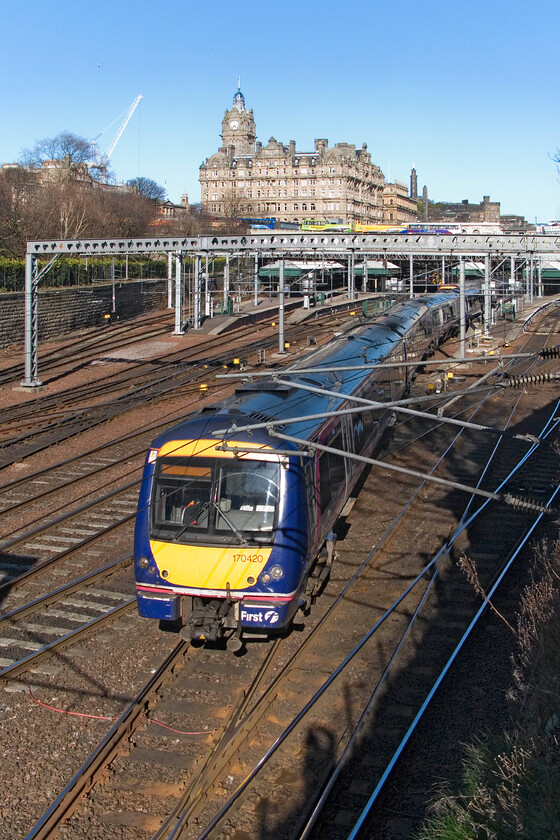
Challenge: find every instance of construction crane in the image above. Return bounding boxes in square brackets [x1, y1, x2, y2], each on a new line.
[89, 95, 143, 182]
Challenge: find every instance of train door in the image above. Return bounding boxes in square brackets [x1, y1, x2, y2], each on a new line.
[390, 344, 407, 401]
[317, 419, 348, 523]
[305, 457, 319, 548]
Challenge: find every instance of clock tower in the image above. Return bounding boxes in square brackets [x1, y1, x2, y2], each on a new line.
[221, 83, 256, 156]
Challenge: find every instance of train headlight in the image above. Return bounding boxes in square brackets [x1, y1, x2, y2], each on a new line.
[138, 556, 150, 569]
[269, 564, 284, 581]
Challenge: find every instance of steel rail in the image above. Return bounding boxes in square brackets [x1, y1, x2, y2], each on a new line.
[0, 598, 135, 681]
[0, 476, 139, 554]
[306, 390, 560, 839]
[0, 490, 139, 598]
[159, 396, 496, 840]
[151, 637, 286, 840]
[159, 337, 551, 837]
[0, 556, 131, 626]
[299, 384, 532, 839]
[345, 460, 560, 840]
[168, 346, 555, 840]
[23, 641, 190, 840]
[192, 400, 559, 840]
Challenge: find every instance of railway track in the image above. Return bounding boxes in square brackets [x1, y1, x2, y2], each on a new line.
[0, 310, 356, 614]
[0, 307, 353, 469]
[0, 559, 135, 679]
[1, 300, 558, 840]
[16, 312, 559, 840]
[0, 310, 177, 387]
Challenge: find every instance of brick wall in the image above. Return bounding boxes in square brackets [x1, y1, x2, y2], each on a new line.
[0, 279, 167, 348]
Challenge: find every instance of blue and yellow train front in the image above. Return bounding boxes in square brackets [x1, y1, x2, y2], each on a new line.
[134, 435, 309, 647]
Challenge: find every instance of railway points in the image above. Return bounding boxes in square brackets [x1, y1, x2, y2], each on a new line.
[0, 287, 558, 840]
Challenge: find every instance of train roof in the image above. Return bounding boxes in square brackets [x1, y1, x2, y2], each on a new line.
[151, 294, 458, 453]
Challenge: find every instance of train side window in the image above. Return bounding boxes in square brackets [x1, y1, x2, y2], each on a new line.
[318, 430, 346, 512]
[353, 414, 365, 453]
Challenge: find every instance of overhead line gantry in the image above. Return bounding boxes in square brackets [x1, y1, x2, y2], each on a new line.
[23, 232, 560, 387]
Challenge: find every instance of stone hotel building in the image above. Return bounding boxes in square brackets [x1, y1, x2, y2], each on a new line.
[200, 87, 386, 226]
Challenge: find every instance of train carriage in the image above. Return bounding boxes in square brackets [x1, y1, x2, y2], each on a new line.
[134, 293, 479, 650]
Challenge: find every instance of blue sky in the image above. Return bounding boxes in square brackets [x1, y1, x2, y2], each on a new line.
[1, 0, 558, 222]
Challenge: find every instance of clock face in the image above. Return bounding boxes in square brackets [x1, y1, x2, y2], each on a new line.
[229, 119, 239, 130]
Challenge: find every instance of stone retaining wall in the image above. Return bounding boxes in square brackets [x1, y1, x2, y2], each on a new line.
[0, 279, 167, 348]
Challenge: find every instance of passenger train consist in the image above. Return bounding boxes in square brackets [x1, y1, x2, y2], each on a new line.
[134, 293, 481, 649]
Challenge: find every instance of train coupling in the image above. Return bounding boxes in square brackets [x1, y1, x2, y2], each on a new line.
[183, 594, 237, 644]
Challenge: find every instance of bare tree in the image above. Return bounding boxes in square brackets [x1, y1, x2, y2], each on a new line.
[19, 132, 95, 184]
[0, 166, 41, 255]
[127, 177, 166, 201]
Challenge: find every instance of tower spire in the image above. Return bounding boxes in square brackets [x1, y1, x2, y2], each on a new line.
[232, 80, 246, 112]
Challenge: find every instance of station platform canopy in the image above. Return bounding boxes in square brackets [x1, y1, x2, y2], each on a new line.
[353, 260, 400, 276]
[258, 259, 343, 278]
[522, 260, 560, 279]
[451, 261, 485, 278]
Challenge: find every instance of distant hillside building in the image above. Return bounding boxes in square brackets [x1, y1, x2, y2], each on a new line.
[199, 85, 386, 226]
[426, 194, 501, 224]
[382, 179, 418, 223]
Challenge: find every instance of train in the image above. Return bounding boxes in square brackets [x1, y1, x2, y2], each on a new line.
[301, 220, 503, 235]
[134, 292, 481, 650]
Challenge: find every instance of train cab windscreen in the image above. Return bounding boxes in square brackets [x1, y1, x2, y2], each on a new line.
[151, 456, 280, 545]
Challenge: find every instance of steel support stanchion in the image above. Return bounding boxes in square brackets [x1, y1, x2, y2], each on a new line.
[279, 258, 285, 354]
[172, 255, 183, 335]
[484, 253, 491, 334]
[194, 255, 202, 329]
[460, 257, 466, 359]
[224, 254, 230, 308]
[167, 253, 173, 309]
[21, 253, 42, 387]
